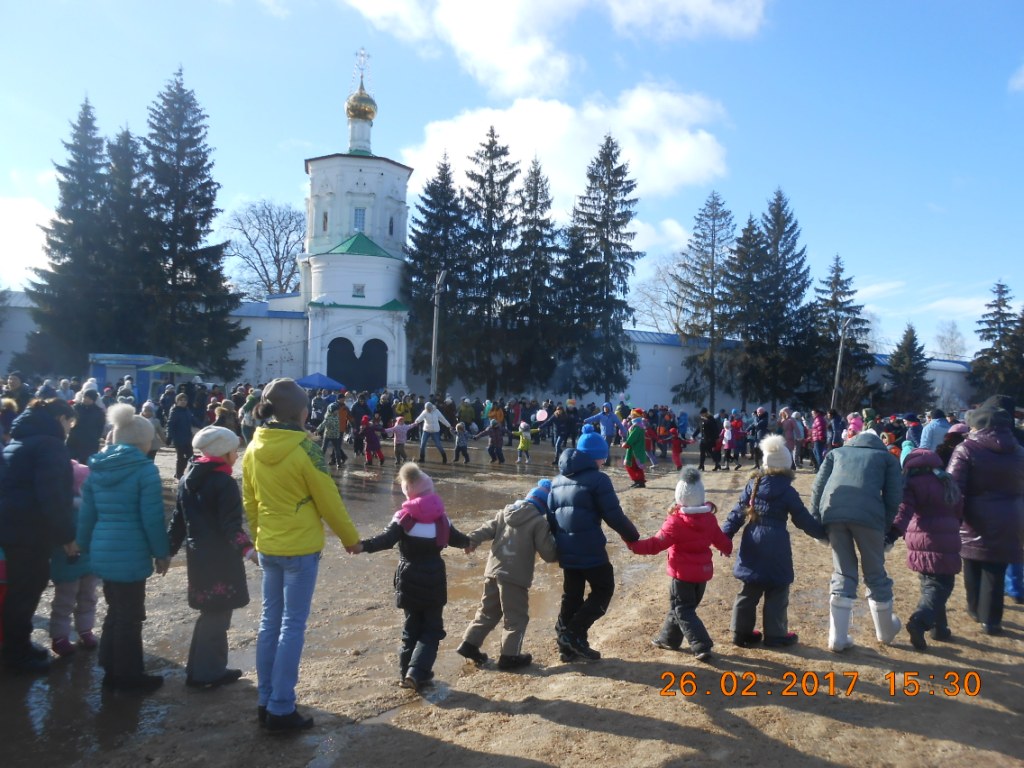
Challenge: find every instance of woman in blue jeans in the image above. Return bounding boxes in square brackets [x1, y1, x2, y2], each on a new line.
[413, 401, 451, 464]
[243, 379, 361, 733]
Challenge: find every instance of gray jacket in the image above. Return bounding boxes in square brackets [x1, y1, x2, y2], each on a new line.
[810, 432, 903, 530]
[469, 499, 558, 588]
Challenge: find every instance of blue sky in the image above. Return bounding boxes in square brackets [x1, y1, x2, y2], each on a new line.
[2, 1, 1022, 358]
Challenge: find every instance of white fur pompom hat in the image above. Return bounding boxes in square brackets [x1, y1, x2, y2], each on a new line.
[675, 467, 706, 507]
[760, 434, 792, 470]
[107, 402, 155, 454]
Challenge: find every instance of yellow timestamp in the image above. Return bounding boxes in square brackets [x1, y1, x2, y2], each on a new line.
[884, 671, 981, 696]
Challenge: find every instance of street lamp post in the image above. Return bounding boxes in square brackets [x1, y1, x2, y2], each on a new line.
[430, 270, 447, 394]
[830, 318, 852, 411]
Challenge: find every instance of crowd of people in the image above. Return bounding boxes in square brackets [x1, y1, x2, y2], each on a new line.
[0, 367, 1022, 736]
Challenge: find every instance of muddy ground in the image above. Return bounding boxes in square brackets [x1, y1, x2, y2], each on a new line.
[2, 440, 1022, 768]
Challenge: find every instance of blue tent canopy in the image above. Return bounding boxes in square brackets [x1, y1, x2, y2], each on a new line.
[295, 372, 345, 390]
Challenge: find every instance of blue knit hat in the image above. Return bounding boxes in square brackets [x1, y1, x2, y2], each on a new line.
[576, 424, 609, 460]
[526, 478, 552, 514]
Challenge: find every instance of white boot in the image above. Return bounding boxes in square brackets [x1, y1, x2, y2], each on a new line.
[868, 598, 902, 644]
[828, 595, 855, 652]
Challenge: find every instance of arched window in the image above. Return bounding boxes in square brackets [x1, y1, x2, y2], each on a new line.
[388, 216, 395, 236]
[322, 212, 328, 232]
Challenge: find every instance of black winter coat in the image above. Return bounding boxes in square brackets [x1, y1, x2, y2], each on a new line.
[66, 401, 106, 464]
[0, 407, 75, 549]
[169, 459, 252, 611]
[361, 520, 470, 610]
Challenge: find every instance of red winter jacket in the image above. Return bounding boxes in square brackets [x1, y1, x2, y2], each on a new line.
[628, 504, 732, 582]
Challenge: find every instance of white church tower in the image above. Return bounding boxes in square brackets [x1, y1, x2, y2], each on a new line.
[291, 50, 412, 393]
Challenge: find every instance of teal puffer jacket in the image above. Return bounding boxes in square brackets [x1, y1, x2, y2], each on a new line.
[78, 444, 168, 583]
[810, 432, 903, 530]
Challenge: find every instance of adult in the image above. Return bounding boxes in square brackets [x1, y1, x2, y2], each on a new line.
[243, 379, 360, 732]
[167, 392, 198, 480]
[946, 397, 1024, 634]
[809, 408, 828, 470]
[919, 408, 951, 452]
[413, 401, 451, 464]
[583, 403, 622, 469]
[78, 404, 169, 691]
[810, 431, 903, 651]
[0, 398, 77, 673]
[66, 389, 107, 464]
[4, 371, 33, 414]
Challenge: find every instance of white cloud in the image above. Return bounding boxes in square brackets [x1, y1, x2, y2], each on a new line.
[603, 0, 767, 40]
[342, 0, 764, 97]
[855, 280, 906, 302]
[1010, 62, 1024, 92]
[0, 197, 52, 291]
[632, 217, 689, 257]
[400, 84, 727, 217]
[258, 0, 291, 18]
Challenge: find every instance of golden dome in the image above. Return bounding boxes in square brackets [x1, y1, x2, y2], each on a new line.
[346, 76, 377, 122]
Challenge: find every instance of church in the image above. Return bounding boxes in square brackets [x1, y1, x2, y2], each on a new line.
[233, 70, 412, 393]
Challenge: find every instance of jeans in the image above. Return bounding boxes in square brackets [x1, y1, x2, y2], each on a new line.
[827, 522, 892, 602]
[811, 441, 827, 470]
[257, 552, 320, 716]
[418, 430, 444, 458]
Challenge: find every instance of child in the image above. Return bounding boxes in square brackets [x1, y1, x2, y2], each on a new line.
[643, 420, 659, 468]
[167, 392, 198, 480]
[78, 403, 169, 692]
[667, 428, 686, 471]
[458, 480, 558, 670]
[891, 448, 963, 650]
[358, 415, 386, 466]
[623, 417, 649, 489]
[140, 401, 167, 461]
[453, 422, 471, 464]
[628, 468, 732, 661]
[316, 401, 348, 467]
[474, 418, 506, 464]
[169, 426, 256, 688]
[385, 415, 412, 466]
[549, 425, 640, 661]
[353, 463, 470, 691]
[721, 436, 826, 648]
[512, 421, 540, 464]
[49, 460, 101, 656]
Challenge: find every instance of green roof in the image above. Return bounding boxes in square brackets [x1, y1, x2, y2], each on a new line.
[308, 298, 409, 312]
[322, 232, 398, 260]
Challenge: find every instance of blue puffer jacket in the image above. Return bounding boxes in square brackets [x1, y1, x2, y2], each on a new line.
[166, 405, 196, 449]
[78, 443, 168, 583]
[0, 407, 75, 549]
[548, 448, 639, 569]
[723, 471, 826, 586]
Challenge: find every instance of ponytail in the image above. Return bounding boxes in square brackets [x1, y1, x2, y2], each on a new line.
[745, 475, 763, 525]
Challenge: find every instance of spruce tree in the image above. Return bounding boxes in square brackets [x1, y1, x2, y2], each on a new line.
[463, 126, 520, 396]
[20, 99, 109, 375]
[748, 188, 813, 411]
[565, 134, 641, 398]
[143, 68, 245, 379]
[969, 281, 1020, 397]
[506, 158, 561, 391]
[403, 153, 470, 392]
[671, 191, 735, 410]
[885, 323, 933, 412]
[811, 254, 874, 411]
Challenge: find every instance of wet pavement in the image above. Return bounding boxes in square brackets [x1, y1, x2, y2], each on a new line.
[0, 438, 673, 766]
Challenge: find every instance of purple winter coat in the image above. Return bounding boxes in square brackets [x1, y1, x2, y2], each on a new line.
[947, 427, 1024, 563]
[892, 449, 963, 575]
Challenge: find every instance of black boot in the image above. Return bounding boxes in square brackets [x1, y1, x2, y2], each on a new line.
[441, 451, 448, 464]
[497, 653, 533, 670]
[266, 709, 314, 733]
[456, 641, 488, 665]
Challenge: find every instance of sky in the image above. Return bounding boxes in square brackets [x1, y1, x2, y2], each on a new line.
[2, 0, 1023, 359]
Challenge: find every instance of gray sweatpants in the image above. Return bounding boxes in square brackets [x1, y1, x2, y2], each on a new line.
[827, 522, 893, 602]
[462, 577, 530, 657]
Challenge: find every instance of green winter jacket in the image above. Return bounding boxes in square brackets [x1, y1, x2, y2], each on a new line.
[809, 432, 903, 530]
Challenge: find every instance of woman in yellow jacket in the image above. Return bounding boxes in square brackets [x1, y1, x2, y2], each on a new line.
[243, 379, 360, 733]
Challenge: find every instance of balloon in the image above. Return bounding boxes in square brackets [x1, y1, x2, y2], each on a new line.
[536, 409, 549, 421]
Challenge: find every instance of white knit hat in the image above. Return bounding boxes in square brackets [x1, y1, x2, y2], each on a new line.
[760, 435, 792, 470]
[107, 403, 154, 453]
[399, 462, 434, 499]
[675, 467, 706, 507]
[192, 425, 239, 458]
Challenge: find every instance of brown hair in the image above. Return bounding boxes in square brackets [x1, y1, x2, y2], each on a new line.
[746, 474, 763, 525]
[27, 397, 75, 421]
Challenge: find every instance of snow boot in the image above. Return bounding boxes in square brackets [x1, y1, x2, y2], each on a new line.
[828, 595, 855, 652]
[868, 598, 901, 644]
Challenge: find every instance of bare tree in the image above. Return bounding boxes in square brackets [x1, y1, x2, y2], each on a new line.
[224, 200, 304, 300]
[631, 254, 685, 333]
[932, 319, 967, 360]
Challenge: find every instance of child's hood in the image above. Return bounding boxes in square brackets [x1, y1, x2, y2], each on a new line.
[87, 443, 152, 486]
[503, 498, 544, 528]
[674, 502, 716, 516]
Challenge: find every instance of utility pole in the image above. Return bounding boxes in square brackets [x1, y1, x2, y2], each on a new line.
[830, 318, 851, 411]
[430, 270, 447, 394]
